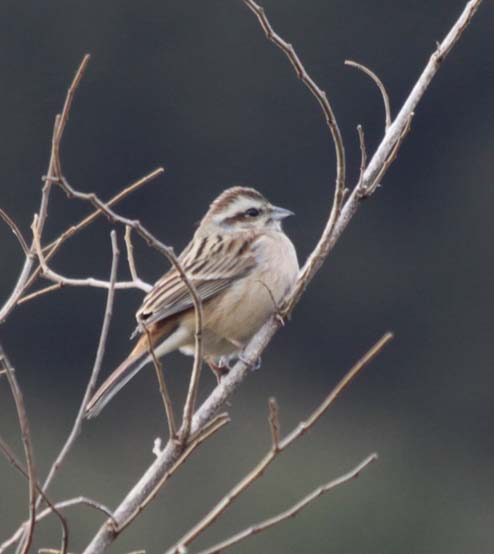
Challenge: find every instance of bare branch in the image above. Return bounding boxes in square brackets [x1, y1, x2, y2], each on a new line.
[19, 168, 163, 300]
[81, 2, 482, 552]
[116, 413, 230, 534]
[0, 56, 90, 323]
[18, 283, 64, 305]
[242, 0, 347, 317]
[43, 173, 204, 444]
[179, 295, 203, 444]
[0, 435, 69, 554]
[361, 112, 414, 197]
[52, 54, 91, 177]
[194, 453, 377, 554]
[1, 493, 114, 554]
[165, 333, 391, 554]
[31, 213, 149, 292]
[0, 208, 30, 256]
[42, 168, 165, 255]
[345, 60, 392, 130]
[143, 324, 177, 439]
[5, 230, 119, 553]
[357, 124, 367, 186]
[124, 226, 140, 282]
[0, 347, 38, 554]
[39, 231, 119, 499]
[268, 397, 280, 451]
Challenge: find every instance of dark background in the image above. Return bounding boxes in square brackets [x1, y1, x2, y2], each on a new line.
[0, 1, 492, 552]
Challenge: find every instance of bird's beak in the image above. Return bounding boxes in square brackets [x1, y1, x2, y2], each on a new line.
[270, 205, 295, 220]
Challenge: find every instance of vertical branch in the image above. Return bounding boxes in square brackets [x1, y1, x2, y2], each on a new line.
[179, 292, 203, 442]
[0, 436, 69, 554]
[38, 230, 120, 498]
[242, 0, 347, 315]
[143, 325, 177, 439]
[0, 347, 38, 554]
[0, 56, 91, 324]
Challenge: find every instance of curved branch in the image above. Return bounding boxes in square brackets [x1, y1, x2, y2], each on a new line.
[64, 1, 481, 552]
[345, 60, 392, 130]
[0, 347, 38, 554]
[0, 208, 30, 256]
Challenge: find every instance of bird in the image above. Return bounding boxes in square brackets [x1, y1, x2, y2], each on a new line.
[84, 186, 299, 418]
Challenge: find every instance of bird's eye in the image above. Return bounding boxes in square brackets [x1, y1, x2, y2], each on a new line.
[245, 207, 261, 217]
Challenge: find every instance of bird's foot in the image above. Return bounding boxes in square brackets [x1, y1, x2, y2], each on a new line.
[238, 352, 262, 371]
[206, 356, 230, 385]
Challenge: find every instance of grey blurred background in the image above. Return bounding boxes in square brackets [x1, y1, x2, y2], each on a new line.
[0, 0, 492, 552]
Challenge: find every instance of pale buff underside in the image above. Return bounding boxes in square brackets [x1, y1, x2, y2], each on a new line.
[151, 230, 298, 361]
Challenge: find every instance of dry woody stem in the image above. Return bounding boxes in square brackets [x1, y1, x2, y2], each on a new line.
[0, 1, 482, 553]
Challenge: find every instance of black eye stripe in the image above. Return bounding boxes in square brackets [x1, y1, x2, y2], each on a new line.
[245, 207, 261, 217]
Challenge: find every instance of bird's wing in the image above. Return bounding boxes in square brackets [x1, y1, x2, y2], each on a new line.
[134, 234, 258, 330]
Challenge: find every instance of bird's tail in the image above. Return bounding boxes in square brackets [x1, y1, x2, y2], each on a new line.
[84, 350, 150, 419]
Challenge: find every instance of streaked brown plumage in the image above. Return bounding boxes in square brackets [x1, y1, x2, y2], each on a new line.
[85, 186, 298, 418]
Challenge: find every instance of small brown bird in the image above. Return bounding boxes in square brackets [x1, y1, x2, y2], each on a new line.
[85, 186, 299, 418]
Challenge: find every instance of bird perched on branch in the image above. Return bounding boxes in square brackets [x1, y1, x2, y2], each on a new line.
[85, 186, 298, 418]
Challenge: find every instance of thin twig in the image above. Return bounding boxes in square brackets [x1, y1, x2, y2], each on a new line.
[0, 346, 38, 554]
[193, 453, 377, 554]
[362, 112, 414, 196]
[124, 226, 140, 282]
[43, 173, 204, 444]
[31, 214, 148, 292]
[35, 497, 116, 526]
[0, 208, 30, 256]
[18, 283, 64, 305]
[0, 56, 90, 323]
[82, 2, 482, 552]
[38, 231, 120, 499]
[0, 435, 69, 554]
[19, 168, 163, 299]
[242, 0, 347, 317]
[268, 397, 280, 451]
[52, 55, 91, 177]
[166, 333, 392, 554]
[43, 168, 165, 254]
[143, 325, 177, 439]
[357, 125, 367, 186]
[7, 230, 119, 554]
[0, 493, 114, 554]
[345, 60, 392, 130]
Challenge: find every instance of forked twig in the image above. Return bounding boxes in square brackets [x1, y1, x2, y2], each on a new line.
[0, 56, 90, 323]
[0, 436, 68, 554]
[242, 0, 347, 316]
[193, 453, 377, 554]
[37, 231, 119, 500]
[46, 173, 204, 444]
[81, 2, 482, 552]
[365, 112, 415, 195]
[25, 167, 164, 296]
[6, 230, 119, 553]
[0, 347, 38, 554]
[116, 413, 230, 534]
[166, 333, 392, 554]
